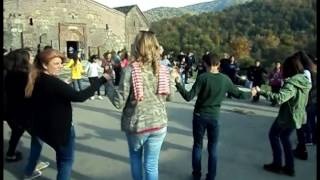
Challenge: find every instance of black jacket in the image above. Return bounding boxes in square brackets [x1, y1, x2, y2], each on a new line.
[31, 73, 106, 148]
[4, 71, 32, 131]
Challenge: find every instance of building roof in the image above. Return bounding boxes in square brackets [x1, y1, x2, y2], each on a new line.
[114, 5, 136, 14]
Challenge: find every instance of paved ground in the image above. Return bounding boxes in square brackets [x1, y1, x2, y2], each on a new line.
[3, 81, 317, 180]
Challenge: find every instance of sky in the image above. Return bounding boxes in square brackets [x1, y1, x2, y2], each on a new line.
[95, 0, 212, 11]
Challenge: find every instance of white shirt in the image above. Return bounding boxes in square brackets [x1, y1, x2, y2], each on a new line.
[304, 70, 312, 83]
[160, 59, 171, 67]
[86, 62, 101, 77]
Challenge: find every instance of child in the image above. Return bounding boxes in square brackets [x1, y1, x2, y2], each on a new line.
[86, 55, 104, 100]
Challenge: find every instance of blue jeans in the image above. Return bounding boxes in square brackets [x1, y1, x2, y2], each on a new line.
[71, 79, 82, 91]
[126, 127, 167, 180]
[268, 121, 294, 169]
[192, 113, 219, 180]
[54, 126, 76, 180]
[25, 136, 43, 175]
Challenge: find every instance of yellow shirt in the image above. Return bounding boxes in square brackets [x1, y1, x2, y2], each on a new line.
[65, 59, 84, 79]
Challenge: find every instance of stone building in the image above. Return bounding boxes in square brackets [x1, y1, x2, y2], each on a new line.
[3, 0, 149, 58]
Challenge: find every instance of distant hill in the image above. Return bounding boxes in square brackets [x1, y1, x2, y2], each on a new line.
[144, 7, 197, 22]
[144, 0, 252, 22]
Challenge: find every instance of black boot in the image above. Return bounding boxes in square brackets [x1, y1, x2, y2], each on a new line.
[263, 163, 282, 174]
[281, 166, 295, 176]
[293, 149, 308, 160]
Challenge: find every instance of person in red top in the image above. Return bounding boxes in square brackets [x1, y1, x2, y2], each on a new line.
[121, 51, 129, 68]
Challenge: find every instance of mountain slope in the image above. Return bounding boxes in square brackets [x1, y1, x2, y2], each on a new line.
[144, 0, 253, 22]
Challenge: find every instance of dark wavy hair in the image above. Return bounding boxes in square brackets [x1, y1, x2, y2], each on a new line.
[282, 52, 305, 79]
[4, 48, 31, 72]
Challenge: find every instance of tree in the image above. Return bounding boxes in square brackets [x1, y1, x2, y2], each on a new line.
[229, 36, 251, 59]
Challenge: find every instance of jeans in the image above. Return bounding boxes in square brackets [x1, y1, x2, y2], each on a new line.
[71, 79, 82, 91]
[25, 136, 43, 175]
[126, 127, 167, 180]
[192, 113, 219, 180]
[54, 126, 76, 180]
[268, 121, 294, 169]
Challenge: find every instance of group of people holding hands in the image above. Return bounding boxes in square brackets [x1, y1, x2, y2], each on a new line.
[4, 30, 315, 180]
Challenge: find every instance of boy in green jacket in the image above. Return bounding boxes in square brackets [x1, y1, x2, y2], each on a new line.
[256, 52, 311, 176]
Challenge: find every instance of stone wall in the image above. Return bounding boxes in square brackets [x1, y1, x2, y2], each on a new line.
[124, 6, 150, 53]
[4, 0, 148, 58]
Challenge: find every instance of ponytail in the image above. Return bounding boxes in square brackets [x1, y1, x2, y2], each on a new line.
[25, 65, 39, 97]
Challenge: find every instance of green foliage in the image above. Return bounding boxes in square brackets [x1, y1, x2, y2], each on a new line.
[150, 0, 316, 68]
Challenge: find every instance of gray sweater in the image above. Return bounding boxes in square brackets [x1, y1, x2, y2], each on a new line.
[106, 65, 175, 133]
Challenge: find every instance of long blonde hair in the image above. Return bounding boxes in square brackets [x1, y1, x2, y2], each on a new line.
[132, 31, 161, 76]
[25, 49, 65, 97]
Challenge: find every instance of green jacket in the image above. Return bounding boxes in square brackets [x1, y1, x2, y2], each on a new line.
[260, 73, 311, 129]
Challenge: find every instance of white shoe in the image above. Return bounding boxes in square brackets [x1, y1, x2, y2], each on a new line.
[90, 96, 95, 100]
[35, 161, 50, 171]
[98, 96, 104, 100]
[24, 170, 42, 180]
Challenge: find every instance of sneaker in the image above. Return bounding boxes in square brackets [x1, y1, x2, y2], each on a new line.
[35, 161, 50, 171]
[24, 170, 42, 180]
[263, 163, 282, 174]
[90, 96, 95, 100]
[5, 151, 23, 162]
[98, 96, 104, 100]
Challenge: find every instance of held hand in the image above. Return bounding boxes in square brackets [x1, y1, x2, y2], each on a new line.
[103, 73, 113, 81]
[171, 67, 180, 83]
[251, 87, 257, 97]
[255, 86, 261, 92]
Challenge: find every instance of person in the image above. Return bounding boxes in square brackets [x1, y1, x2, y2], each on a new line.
[160, 54, 171, 68]
[86, 54, 104, 100]
[112, 50, 122, 86]
[247, 60, 267, 102]
[292, 51, 317, 160]
[226, 55, 240, 98]
[268, 62, 283, 106]
[101, 51, 114, 95]
[64, 53, 84, 91]
[120, 51, 129, 68]
[3, 48, 33, 162]
[24, 48, 107, 180]
[256, 52, 311, 176]
[104, 31, 179, 180]
[174, 53, 254, 180]
[3, 48, 50, 179]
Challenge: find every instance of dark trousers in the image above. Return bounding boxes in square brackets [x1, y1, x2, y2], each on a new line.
[88, 77, 100, 96]
[268, 121, 294, 169]
[192, 113, 219, 180]
[114, 67, 122, 86]
[6, 120, 25, 156]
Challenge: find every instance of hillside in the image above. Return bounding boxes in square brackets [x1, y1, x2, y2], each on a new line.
[150, 0, 316, 67]
[144, 0, 253, 22]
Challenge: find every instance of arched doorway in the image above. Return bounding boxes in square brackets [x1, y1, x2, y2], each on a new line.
[59, 23, 86, 59]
